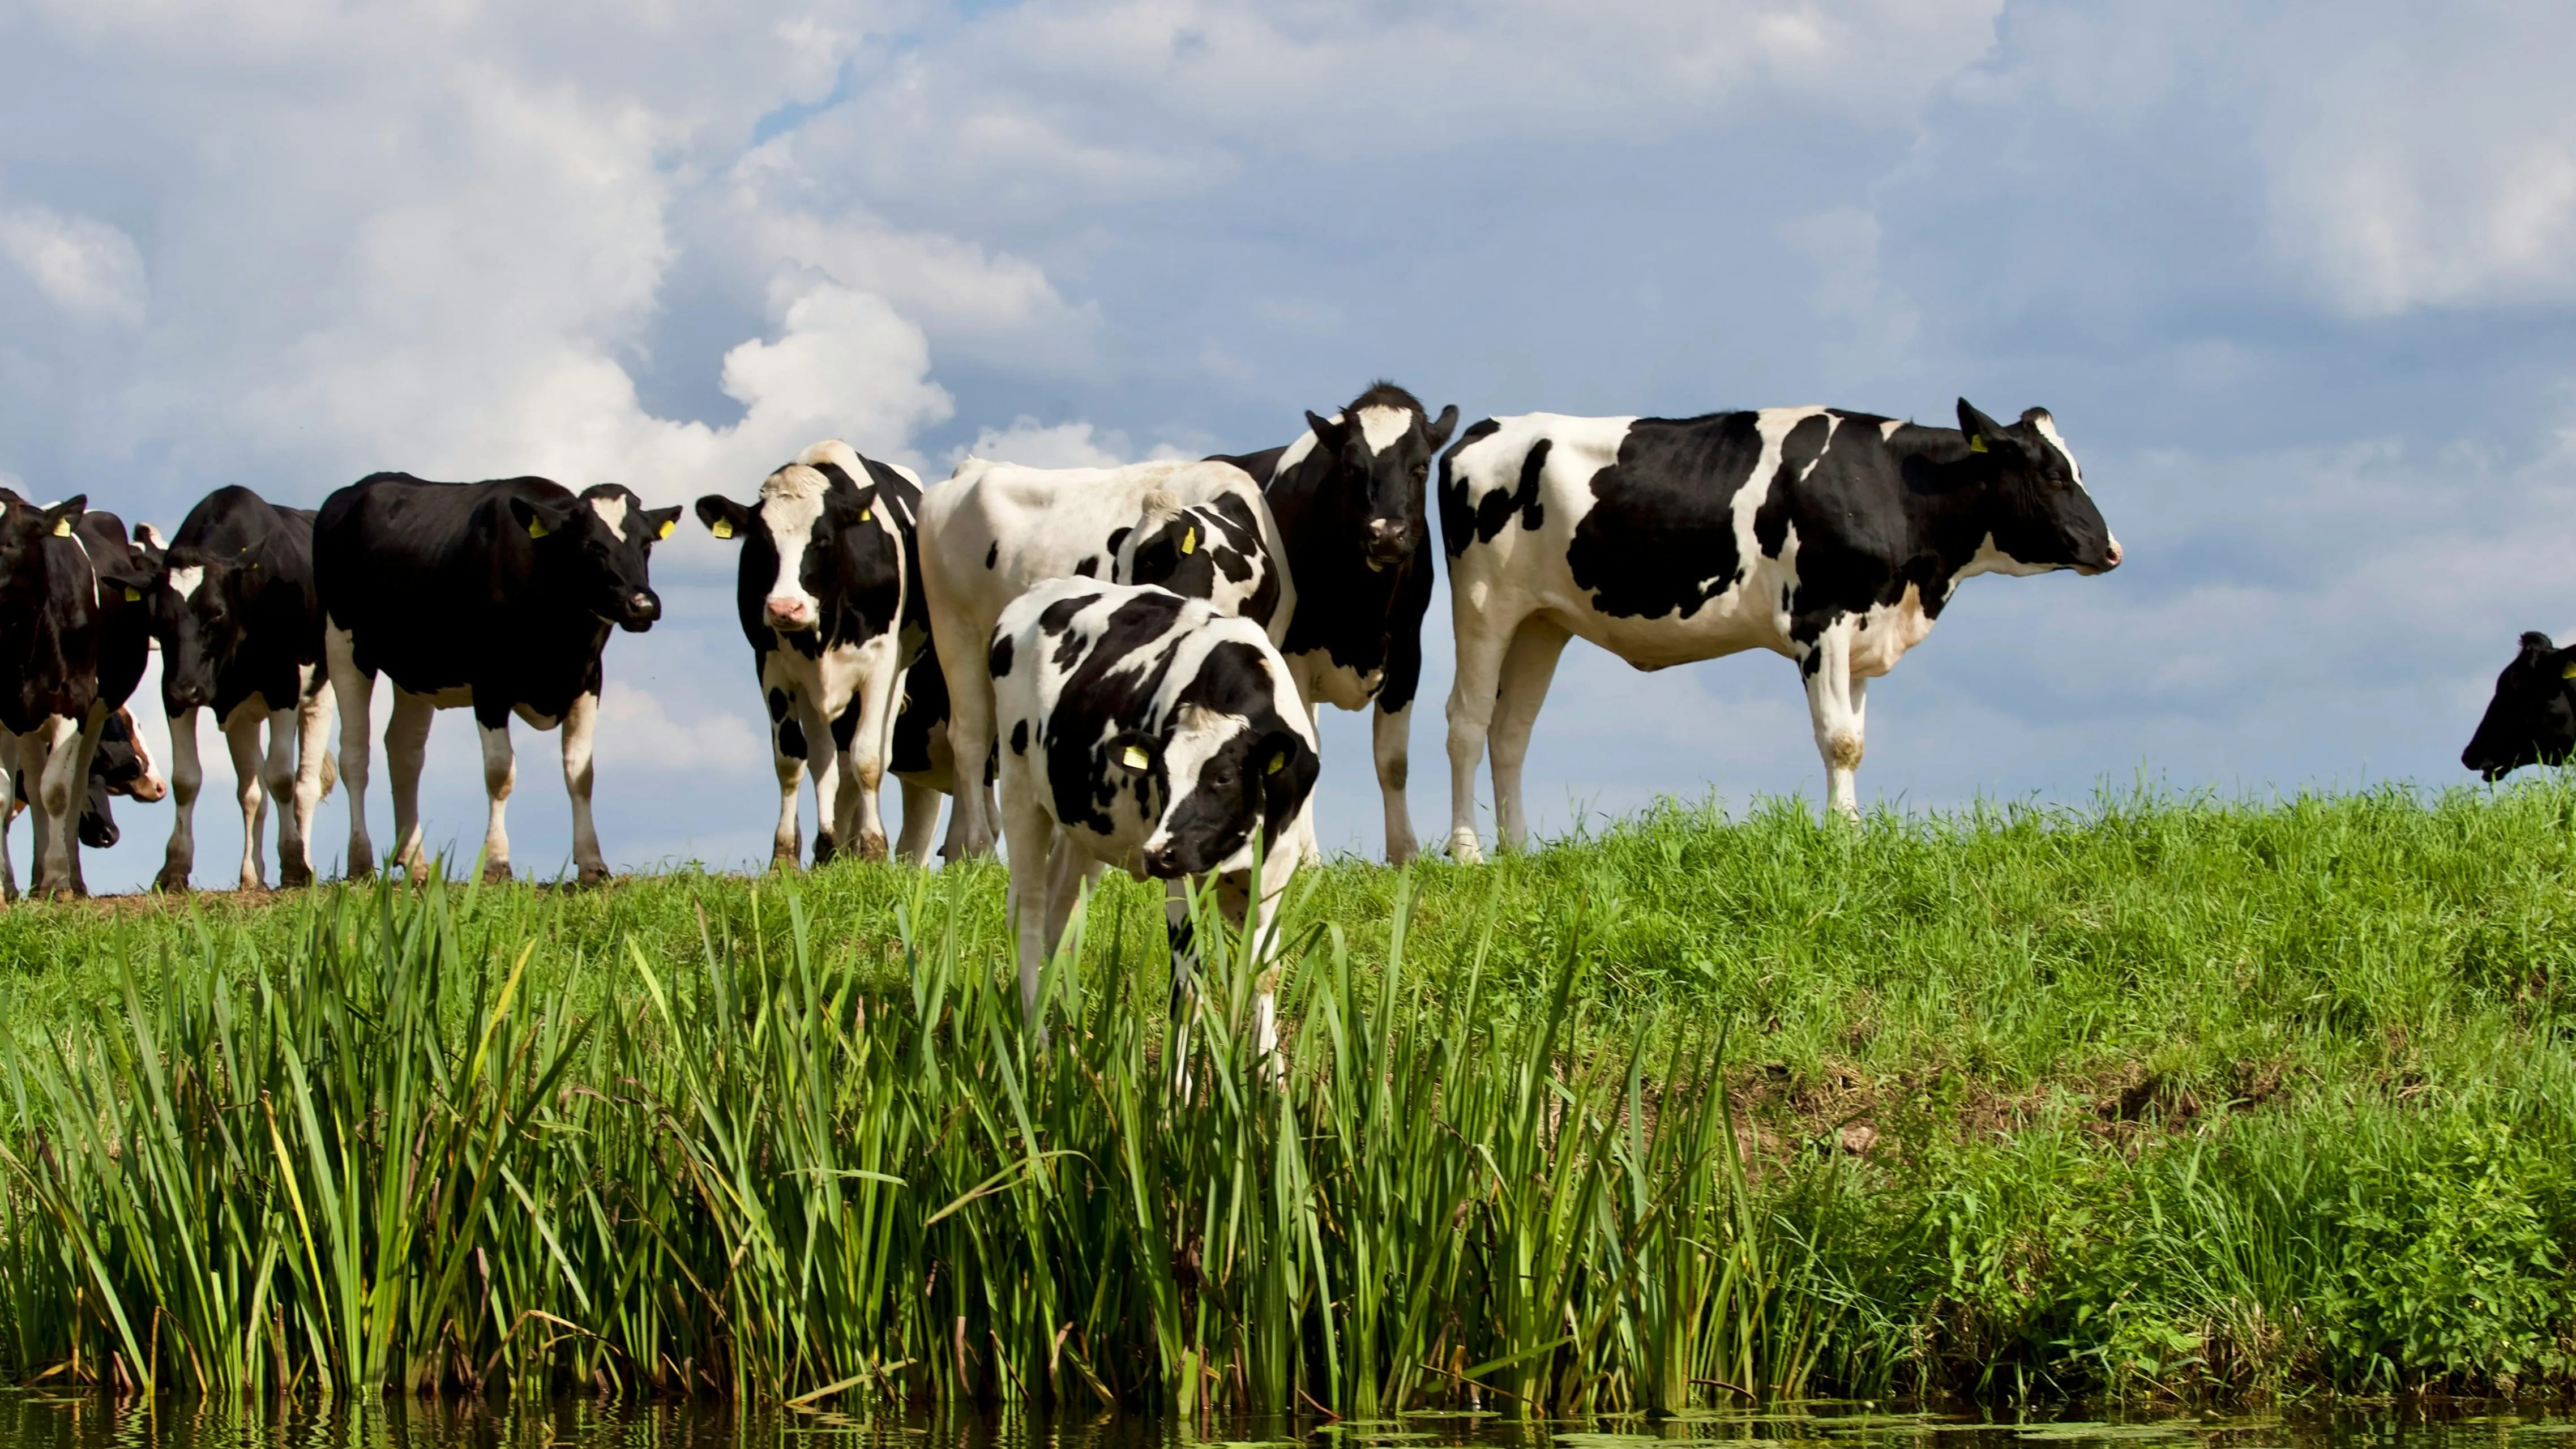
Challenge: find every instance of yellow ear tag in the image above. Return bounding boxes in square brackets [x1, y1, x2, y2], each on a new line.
[657, 518, 676, 540]
[859, 507, 872, 523]
[1967, 434, 1988, 454]
[1121, 743, 1150, 771]
[711, 518, 734, 540]
[51, 517, 71, 537]
[123, 587, 141, 602]
[2561, 660, 2576, 680]
[1179, 527, 1197, 555]
[1266, 751, 1286, 775]
[527, 518, 549, 540]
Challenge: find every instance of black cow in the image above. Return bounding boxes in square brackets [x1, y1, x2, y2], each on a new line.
[696, 440, 925, 867]
[2462, 632, 2576, 780]
[0, 492, 155, 897]
[1436, 401, 2121, 857]
[990, 577, 1320, 1065]
[316, 473, 679, 885]
[1212, 381, 1457, 863]
[11, 706, 167, 849]
[140, 486, 336, 891]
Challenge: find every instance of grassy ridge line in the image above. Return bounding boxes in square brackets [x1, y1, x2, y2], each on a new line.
[1, 782, 2574, 1402]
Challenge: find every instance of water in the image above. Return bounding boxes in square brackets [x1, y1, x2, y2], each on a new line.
[3, 1397, 2573, 1449]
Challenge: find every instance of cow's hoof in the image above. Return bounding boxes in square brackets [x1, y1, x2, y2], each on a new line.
[1385, 841, 1418, 867]
[239, 875, 267, 895]
[1447, 831, 1486, 865]
[575, 864, 611, 889]
[812, 835, 838, 867]
[481, 860, 512, 885]
[279, 861, 314, 890]
[770, 841, 799, 871]
[856, 831, 888, 863]
[155, 869, 192, 894]
[345, 860, 376, 883]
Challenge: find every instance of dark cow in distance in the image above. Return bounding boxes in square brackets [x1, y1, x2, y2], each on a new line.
[11, 706, 167, 849]
[0, 492, 156, 897]
[1212, 381, 1457, 862]
[318, 473, 679, 885]
[991, 578, 1320, 1068]
[2462, 631, 2576, 780]
[697, 439, 924, 867]
[139, 486, 336, 891]
[1437, 400, 2122, 858]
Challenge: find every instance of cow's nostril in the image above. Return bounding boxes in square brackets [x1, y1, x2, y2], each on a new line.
[2104, 538, 2124, 568]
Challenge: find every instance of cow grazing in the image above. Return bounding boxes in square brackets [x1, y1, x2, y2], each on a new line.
[1212, 381, 1458, 862]
[10, 706, 168, 849]
[2462, 632, 2576, 780]
[698, 440, 924, 867]
[990, 578, 1320, 1058]
[316, 473, 679, 885]
[1437, 400, 2122, 858]
[0, 493, 157, 897]
[141, 486, 337, 891]
[917, 457, 1294, 856]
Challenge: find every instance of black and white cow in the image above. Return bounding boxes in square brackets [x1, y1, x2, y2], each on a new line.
[990, 578, 1320, 1058]
[1437, 400, 2122, 857]
[917, 458, 1295, 856]
[316, 473, 680, 885]
[11, 706, 167, 850]
[1212, 381, 1457, 862]
[698, 439, 925, 867]
[2462, 632, 2576, 780]
[140, 486, 337, 892]
[886, 646, 991, 864]
[0, 493, 156, 897]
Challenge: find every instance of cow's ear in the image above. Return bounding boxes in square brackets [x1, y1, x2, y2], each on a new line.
[1106, 729, 1159, 776]
[2551, 644, 2576, 682]
[1424, 404, 1460, 452]
[1955, 400, 2017, 458]
[1306, 411, 1350, 455]
[41, 496, 85, 538]
[100, 569, 157, 603]
[695, 495, 751, 541]
[132, 522, 168, 551]
[1254, 729, 1317, 833]
[641, 505, 684, 543]
[509, 494, 577, 540]
[830, 485, 883, 528]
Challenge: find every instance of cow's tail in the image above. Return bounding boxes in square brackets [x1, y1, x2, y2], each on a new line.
[319, 746, 339, 801]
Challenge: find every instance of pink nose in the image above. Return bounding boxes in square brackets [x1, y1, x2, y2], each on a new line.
[2105, 538, 2124, 568]
[766, 597, 813, 627]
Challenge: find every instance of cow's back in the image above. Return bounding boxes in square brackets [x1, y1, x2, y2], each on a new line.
[316, 473, 561, 685]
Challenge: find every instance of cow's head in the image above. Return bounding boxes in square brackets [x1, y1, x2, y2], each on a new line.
[696, 455, 896, 639]
[1954, 400, 2123, 578]
[148, 548, 259, 713]
[93, 708, 165, 803]
[1114, 642, 1319, 878]
[2463, 631, 2576, 781]
[511, 484, 678, 632]
[0, 494, 87, 595]
[1302, 382, 1460, 569]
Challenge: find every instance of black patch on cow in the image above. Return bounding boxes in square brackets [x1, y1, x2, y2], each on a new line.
[985, 540, 999, 569]
[1564, 416, 1763, 622]
[1011, 719, 1029, 755]
[988, 634, 1013, 680]
[778, 715, 807, 759]
[890, 648, 949, 778]
[1105, 527, 1131, 557]
[1437, 417, 1503, 559]
[766, 687, 790, 720]
[1032, 591, 1194, 837]
[1073, 555, 1098, 578]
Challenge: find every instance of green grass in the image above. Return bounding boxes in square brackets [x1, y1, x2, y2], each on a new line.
[3, 780, 2575, 1407]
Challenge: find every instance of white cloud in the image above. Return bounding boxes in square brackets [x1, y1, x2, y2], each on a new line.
[945, 415, 1187, 471]
[594, 682, 769, 773]
[0, 204, 147, 327]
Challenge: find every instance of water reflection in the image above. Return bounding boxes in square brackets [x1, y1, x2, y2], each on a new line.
[1, 1396, 2571, 1449]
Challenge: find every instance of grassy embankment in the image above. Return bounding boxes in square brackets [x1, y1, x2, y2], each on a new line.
[2, 783, 2574, 1410]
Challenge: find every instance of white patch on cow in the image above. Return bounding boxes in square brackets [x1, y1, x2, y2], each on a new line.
[1953, 531, 2057, 587]
[1356, 405, 1412, 455]
[1879, 417, 1906, 441]
[1273, 423, 1324, 478]
[589, 493, 629, 535]
[758, 463, 829, 628]
[1850, 583, 1939, 678]
[169, 564, 206, 601]
[2028, 411, 2082, 489]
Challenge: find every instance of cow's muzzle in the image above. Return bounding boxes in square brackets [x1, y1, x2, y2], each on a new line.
[1364, 519, 1410, 569]
[1142, 841, 1187, 879]
[764, 596, 817, 630]
[618, 591, 662, 631]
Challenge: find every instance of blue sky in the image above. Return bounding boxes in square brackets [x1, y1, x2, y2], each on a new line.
[5, 0, 2575, 888]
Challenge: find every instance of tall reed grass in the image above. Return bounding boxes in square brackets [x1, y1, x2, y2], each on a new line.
[0, 862, 1810, 1412]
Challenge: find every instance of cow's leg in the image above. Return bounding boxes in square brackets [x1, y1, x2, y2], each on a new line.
[157, 706, 204, 892]
[33, 715, 85, 897]
[768, 715, 803, 869]
[800, 698, 845, 866]
[941, 656, 998, 857]
[845, 640, 899, 862]
[63, 708, 109, 897]
[1444, 606, 1521, 864]
[998, 790, 1057, 1037]
[1489, 616, 1573, 854]
[384, 688, 435, 880]
[894, 777, 942, 865]
[0, 732, 22, 903]
[1374, 701, 1417, 865]
[560, 690, 607, 887]
[224, 703, 270, 892]
[1234, 824, 1306, 1081]
[328, 626, 378, 879]
[281, 678, 334, 888]
[1802, 618, 1866, 822]
[472, 717, 516, 883]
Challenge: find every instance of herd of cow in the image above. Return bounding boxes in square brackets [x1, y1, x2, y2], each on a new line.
[6, 379, 2566, 1023]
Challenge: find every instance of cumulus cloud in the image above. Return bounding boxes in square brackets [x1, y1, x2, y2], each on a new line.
[594, 682, 769, 772]
[945, 415, 1189, 471]
[0, 204, 148, 328]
